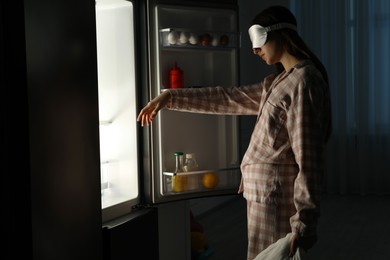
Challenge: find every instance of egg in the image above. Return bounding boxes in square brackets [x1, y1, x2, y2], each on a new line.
[178, 31, 189, 45]
[211, 34, 219, 46]
[198, 33, 211, 46]
[189, 33, 198, 45]
[167, 30, 179, 45]
[219, 34, 229, 46]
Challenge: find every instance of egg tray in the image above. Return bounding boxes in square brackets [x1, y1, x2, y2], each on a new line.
[159, 28, 240, 49]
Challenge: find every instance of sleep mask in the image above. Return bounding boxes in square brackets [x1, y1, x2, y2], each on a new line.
[248, 23, 297, 48]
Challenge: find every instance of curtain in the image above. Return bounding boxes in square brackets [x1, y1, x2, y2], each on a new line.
[290, 0, 390, 195]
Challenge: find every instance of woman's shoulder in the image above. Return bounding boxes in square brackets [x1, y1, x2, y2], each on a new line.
[295, 60, 327, 84]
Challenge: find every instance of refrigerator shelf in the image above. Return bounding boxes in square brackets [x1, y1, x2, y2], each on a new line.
[162, 166, 240, 176]
[162, 166, 241, 194]
[163, 185, 237, 196]
[160, 28, 240, 50]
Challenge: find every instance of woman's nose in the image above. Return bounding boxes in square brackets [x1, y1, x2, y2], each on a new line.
[253, 48, 261, 55]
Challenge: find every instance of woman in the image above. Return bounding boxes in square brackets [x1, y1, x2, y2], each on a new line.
[138, 5, 331, 260]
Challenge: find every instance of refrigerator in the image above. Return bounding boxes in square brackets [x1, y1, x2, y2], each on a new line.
[95, 0, 241, 259]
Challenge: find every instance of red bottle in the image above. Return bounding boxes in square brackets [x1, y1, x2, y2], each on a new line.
[169, 62, 184, 88]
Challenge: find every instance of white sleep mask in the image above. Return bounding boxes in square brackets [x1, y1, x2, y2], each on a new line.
[248, 23, 297, 48]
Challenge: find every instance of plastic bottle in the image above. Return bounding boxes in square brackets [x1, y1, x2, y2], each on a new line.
[169, 62, 184, 88]
[184, 153, 199, 172]
[184, 153, 199, 190]
[172, 151, 187, 192]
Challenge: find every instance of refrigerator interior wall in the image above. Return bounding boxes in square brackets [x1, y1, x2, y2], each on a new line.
[96, 0, 139, 220]
[151, 4, 241, 202]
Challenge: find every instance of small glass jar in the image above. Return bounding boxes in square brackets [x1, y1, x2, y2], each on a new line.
[184, 153, 199, 190]
[184, 153, 198, 172]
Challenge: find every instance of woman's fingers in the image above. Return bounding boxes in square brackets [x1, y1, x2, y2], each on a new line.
[137, 91, 170, 126]
[137, 103, 154, 126]
[143, 112, 153, 126]
[289, 233, 299, 257]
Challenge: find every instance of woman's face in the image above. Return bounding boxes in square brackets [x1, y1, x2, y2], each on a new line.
[252, 33, 284, 65]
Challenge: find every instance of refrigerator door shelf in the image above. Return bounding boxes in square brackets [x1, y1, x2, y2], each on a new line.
[161, 166, 241, 195]
[160, 28, 240, 50]
[162, 166, 239, 176]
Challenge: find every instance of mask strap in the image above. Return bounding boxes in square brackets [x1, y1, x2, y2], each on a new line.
[264, 23, 297, 33]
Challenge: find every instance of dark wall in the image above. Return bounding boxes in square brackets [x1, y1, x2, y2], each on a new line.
[3, 1, 103, 259]
[2, 1, 32, 259]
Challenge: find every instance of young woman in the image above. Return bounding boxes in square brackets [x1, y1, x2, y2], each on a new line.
[138, 5, 331, 260]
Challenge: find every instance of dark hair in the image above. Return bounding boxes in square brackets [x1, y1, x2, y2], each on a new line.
[252, 5, 329, 85]
[253, 5, 332, 142]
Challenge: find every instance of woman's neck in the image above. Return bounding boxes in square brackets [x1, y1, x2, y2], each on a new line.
[280, 51, 302, 72]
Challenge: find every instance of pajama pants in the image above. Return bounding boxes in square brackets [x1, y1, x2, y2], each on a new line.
[246, 197, 296, 260]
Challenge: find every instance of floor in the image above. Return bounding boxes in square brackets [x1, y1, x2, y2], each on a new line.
[195, 195, 247, 260]
[195, 194, 390, 260]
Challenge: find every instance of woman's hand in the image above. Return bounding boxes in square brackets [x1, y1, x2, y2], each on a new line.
[289, 233, 299, 257]
[137, 90, 171, 126]
[289, 233, 317, 257]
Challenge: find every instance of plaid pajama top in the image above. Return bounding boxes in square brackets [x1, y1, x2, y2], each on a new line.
[167, 60, 330, 242]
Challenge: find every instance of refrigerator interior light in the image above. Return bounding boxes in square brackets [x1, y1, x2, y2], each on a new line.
[96, 0, 138, 211]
